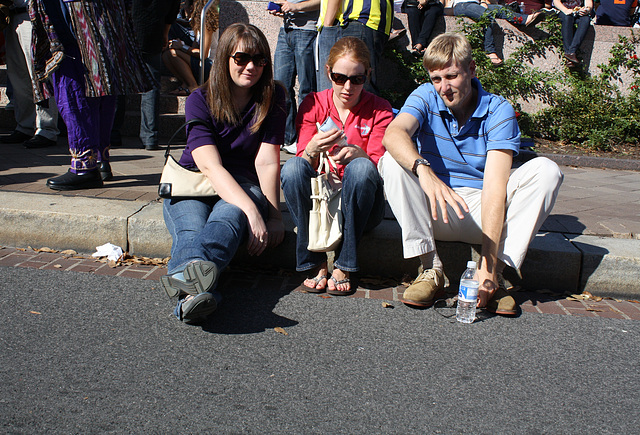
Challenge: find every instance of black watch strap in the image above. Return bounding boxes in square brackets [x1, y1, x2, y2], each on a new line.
[412, 158, 430, 176]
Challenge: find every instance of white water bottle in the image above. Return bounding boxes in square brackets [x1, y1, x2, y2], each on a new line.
[456, 261, 479, 324]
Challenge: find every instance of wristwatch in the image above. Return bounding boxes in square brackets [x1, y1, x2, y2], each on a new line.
[412, 158, 430, 176]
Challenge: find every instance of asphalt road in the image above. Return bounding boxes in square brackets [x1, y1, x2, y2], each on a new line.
[1, 266, 639, 434]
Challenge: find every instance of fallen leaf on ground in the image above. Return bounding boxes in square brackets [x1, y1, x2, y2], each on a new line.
[29, 311, 41, 315]
[382, 302, 394, 308]
[60, 249, 77, 255]
[36, 247, 56, 253]
[629, 300, 640, 304]
[274, 327, 288, 336]
[107, 260, 118, 268]
[586, 308, 603, 312]
[53, 264, 62, 268]
[320, 294, 332, 298]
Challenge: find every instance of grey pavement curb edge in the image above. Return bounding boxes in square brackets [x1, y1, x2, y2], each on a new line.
[1, 191, 639, 299]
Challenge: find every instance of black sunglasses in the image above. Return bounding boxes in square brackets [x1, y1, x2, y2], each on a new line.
[330, 70, 367, 86]
[230, 52, 268, 67]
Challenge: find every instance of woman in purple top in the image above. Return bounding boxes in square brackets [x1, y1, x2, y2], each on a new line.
[161, 23, 287, 324]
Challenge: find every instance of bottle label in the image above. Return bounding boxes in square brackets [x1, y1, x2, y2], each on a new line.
[458, 282, 479, 302]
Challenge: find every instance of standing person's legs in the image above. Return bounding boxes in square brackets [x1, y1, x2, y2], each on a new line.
[5, 12, 59, 145]
[46, 48, 104, 190]
[4, 13, 36, 138]
[340, 21, 388, 95]
[292, 30, 318, 110]
[316, 26, 341, 92]
[97, 95, 117, 169]
[274, 27, 298, 147]
[139, 52, 162, 150]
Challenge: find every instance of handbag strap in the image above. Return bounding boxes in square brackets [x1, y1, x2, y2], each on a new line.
[317, 152, 339, 175]
[164, 117, 219, 160]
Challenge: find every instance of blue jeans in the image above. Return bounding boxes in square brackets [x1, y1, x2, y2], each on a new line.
[316, 25, 342, 92]
[163, 181, 269, 275]
[139, 52, 162, 148]
[281, 156, 385, 273]
[453, 2, 529, 53]
[340, 20, 388, 95]
[558, 11, 592, 54]
[406, 3, 444, 48]
[274, 27, 318, 146]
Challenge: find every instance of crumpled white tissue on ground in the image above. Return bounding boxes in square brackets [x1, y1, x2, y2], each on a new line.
[92, 243, 124, 262]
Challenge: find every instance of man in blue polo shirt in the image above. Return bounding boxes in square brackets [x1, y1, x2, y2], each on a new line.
[379, 32, 563, 315]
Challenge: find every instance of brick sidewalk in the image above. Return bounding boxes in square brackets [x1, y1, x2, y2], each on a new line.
[2, 246, 639, 321]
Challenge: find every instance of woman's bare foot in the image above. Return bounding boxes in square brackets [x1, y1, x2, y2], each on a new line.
[327, 268, 353, 295]
[303, 263, 329, 292]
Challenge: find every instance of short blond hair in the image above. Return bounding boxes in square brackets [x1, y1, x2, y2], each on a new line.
[423, 32, 473, 71]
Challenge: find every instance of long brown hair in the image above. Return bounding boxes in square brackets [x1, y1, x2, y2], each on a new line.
[206, 23, 275, 134]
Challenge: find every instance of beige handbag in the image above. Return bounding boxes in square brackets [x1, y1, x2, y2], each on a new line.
[307, 152, 343, 252]
[158, 118, 218, 199]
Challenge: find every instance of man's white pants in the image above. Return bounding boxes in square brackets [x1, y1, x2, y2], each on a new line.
[5, 12, 58, 140]
[378, 152, 564, 271]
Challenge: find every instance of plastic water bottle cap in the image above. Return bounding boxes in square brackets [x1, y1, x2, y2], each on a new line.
[467, 260, 476, 268]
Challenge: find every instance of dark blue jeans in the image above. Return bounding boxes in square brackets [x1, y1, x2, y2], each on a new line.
[406, 2, 444, 48]
[163, 181, 269, 275]
[274, 27, 318, 146]
[139, 52, 162, 148]
[316, 25, 342, 92]
[454, 2, 529, 53]
[558, 11, 592, 54]
[281, 156, 385, 273]
[340, 20, 388, 95]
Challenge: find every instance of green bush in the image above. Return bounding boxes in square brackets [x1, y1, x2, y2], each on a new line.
[382, 16, 640, 151]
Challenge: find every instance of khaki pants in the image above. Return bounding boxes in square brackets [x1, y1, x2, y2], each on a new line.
[378, 152, 564, 270]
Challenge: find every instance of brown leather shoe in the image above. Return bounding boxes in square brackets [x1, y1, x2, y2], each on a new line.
[564, 53, 580, 65]
[486, 274, 518, 316]
[401, 268, 445, 308]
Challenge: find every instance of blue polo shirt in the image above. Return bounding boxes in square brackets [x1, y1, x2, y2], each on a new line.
[399, 78, 520, 189]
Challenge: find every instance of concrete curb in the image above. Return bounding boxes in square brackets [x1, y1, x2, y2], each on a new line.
[1, 190, 639, 298]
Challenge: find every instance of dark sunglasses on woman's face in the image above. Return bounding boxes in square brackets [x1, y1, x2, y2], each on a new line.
[330, 70, 367, 85]
[230, 52, 268, 67]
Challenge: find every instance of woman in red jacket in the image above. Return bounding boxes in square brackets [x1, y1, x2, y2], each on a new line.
[281, 36, 394, 295]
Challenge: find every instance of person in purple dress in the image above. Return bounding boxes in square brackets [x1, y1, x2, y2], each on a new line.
[160, 23, 287, 325]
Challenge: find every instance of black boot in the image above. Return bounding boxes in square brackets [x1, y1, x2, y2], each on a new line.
[46, 170, 104, 191]
[98, 161, 113, 181]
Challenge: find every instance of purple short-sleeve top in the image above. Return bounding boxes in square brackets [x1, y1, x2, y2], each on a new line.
[179, 85, 286, 184]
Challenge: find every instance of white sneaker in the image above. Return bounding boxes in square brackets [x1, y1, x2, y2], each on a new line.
[282, 143, 297, 154]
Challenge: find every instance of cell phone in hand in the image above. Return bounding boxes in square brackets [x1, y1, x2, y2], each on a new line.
[267, 2, 282, 12]
[317, 118, 348, 148]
